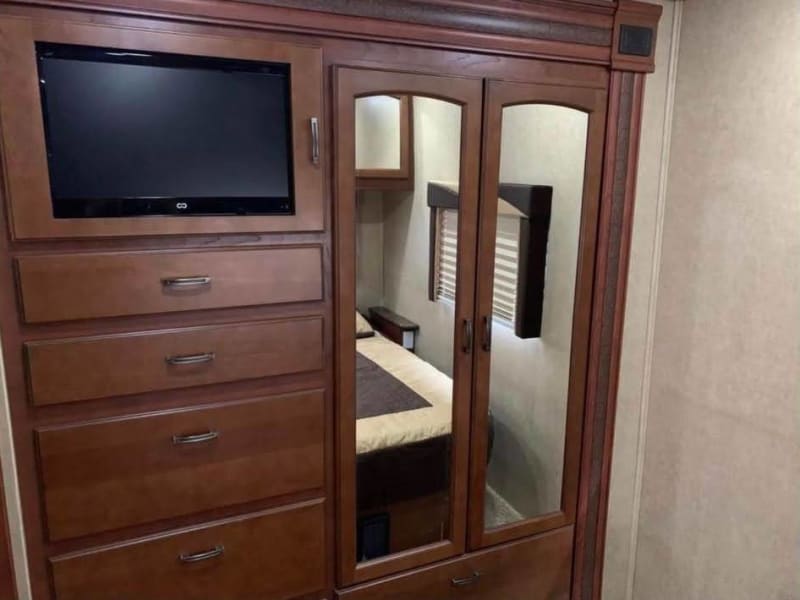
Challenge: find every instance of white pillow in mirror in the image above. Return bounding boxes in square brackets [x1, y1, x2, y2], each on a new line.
[356, 311, 374, 338]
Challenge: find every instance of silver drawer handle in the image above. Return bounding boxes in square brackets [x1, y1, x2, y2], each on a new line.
[162, 276, 212, 288]
[310, 117, 320, 165]
[451, 571, 481, 587]
[165, 352, 215, 366]
[179, 545, 224, 564]
[172, 431, 219, 445]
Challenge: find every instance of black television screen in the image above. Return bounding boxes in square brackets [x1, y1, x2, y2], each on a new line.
[36, 43, 294, 218]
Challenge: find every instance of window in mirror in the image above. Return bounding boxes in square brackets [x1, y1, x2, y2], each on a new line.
[353, 96, 463, 562]
[483, 104, 589, 530]
[429, 183, 551, 332]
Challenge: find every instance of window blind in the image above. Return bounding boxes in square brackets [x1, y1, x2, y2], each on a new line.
[492, 215, 521, 324]
[434, 208, 459, 302]
[434, 208, 520, 325]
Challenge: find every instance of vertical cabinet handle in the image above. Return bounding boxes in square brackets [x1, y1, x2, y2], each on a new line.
[462, 319, 473, 354]
[179, 545, 225, 564]
[482, 315, 492, 352]
[310, 117, 320, 165]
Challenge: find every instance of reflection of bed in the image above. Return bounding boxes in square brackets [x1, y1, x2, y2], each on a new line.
[355, 333, 453, 513]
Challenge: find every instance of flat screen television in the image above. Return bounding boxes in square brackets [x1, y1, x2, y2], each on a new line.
[36, 42, 294, 218]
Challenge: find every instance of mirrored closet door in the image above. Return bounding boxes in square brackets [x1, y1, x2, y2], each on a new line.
[335, 68, 483, 585]
[468, 80, 608, 549]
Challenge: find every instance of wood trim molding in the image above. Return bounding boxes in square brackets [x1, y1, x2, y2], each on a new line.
[612, 0, 662, 72]
[572, 69, 645, 600]
[2, 0, 663, 67]
[242, 0, 613, 46]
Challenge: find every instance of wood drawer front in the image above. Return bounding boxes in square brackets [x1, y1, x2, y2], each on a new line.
[50, 500, 326, 600]
[336, 527, 573, 600]
[26, 317, 323, 406]
[17, 246, 323, 323]
[37, 390, 324, 541]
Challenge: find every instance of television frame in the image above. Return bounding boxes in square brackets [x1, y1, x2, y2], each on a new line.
[0, 18, 323, 239]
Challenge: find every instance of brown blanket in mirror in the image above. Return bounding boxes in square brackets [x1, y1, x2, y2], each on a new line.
[355, 352, 431, 419]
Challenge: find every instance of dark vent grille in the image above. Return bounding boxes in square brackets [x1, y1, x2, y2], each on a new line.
[619, 25, 654, 57]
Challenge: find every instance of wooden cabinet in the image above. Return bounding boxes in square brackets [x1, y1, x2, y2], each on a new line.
[37, 390, 324, 540]
[26, 317, 324, 405]
[17, 247, 323, 323]
[336, 527, 573, 600]
[50, 500, 326, 600]
[0, 2, 661, 600]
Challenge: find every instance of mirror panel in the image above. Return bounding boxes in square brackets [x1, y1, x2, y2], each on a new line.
[355, 95, 402, 171]
[354, 96, 463, 561]
[483, 104, 589, 529]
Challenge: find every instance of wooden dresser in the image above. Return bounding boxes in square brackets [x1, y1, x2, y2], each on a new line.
[0, 9, 332, 599]
[0, 1, 661, 599]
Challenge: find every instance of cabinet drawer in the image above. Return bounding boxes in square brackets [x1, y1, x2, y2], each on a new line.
[37, 390, 324, 541]
[50, 500, 326, 600]
[26, 317, 323, 406]
[17, 246, 323, 323]
[336, 527, 572, 600]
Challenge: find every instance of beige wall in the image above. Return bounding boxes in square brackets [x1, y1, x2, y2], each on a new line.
[381, 96, 462, 376]
[606, 0, 800, 598]
[632, 0, 800, 598]
[603, 0, 681, 597]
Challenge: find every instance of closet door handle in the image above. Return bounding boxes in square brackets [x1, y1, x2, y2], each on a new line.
[462, 319, 473, 354]
[310, 117, 320, 165]
[165, 352, 215, 366]
[451, 571, 481, 587]
[172, 431, 219, 445]
[179, 545, 224, 564]
[161, 276, 211, 288]
[482, 315, 492, 352]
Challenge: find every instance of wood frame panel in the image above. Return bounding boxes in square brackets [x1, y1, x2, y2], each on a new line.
[572, 69, 645, 600]
[0, 17, 324, 239]
[468, 80, 608, 550]
[5, 0, 617, 65]
[334, 67, 483, 586]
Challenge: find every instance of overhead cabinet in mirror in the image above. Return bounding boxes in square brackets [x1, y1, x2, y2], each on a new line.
[355, 94, 414, 190]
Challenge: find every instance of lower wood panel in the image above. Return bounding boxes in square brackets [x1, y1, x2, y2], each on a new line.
[336, 526, 573, 600]
[50, 499, 326, 600]
[37, 390, 325, 541]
